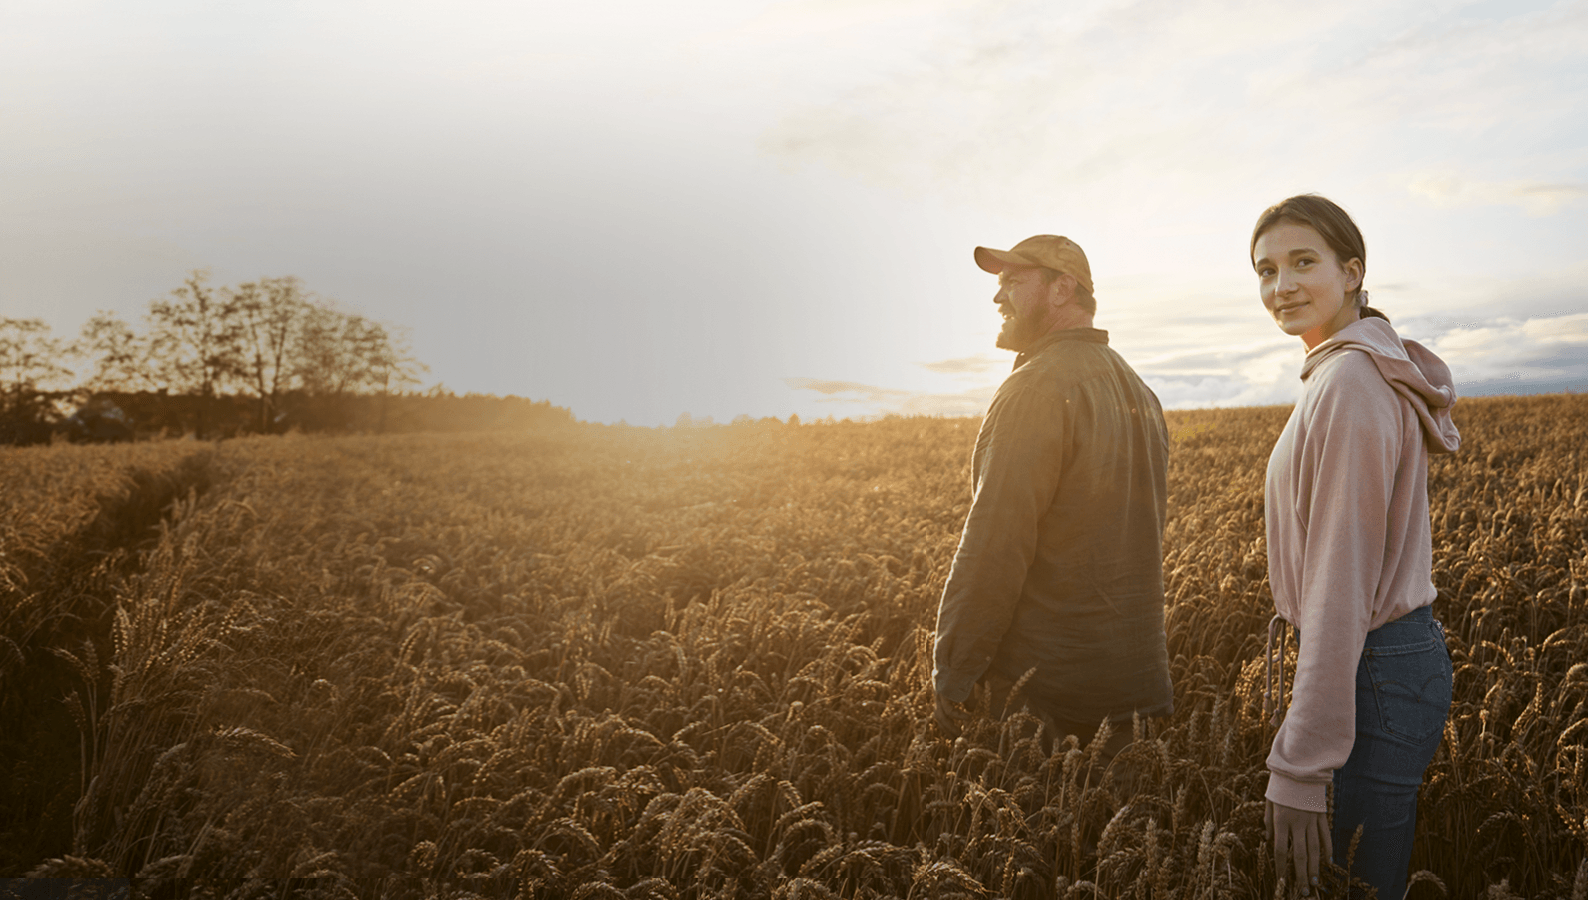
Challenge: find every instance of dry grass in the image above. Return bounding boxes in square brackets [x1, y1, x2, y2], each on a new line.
[1, 395, 1584, 898]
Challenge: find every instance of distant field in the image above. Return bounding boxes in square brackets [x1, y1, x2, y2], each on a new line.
[2, 395, 1584, 898]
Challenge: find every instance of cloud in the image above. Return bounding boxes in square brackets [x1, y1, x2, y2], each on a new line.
[918, 354, 1004, 374]
[759, 0, 1282, 211]
[1147, 373, 1299, 409]
[1425, 312, 1588, 390]
[784, 376, 993, 417]
[790, 306, 1588, 420]
[1138, 339, 1297, 377]
[1408, 175, 1588, 215]
[783, 377, 913, 402]
[1458, 376, 1588, 397]
[1138, 343, 1306, 409]
[892, 386, 996, 417]
[760, 0, 1588, 227]
[1131, 308, 1588, 411]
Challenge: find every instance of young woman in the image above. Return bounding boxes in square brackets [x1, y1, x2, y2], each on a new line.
[1251, 195, 1461, 898]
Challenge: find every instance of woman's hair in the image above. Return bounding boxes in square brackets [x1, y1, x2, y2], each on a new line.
[1250, 194, 1389, 322]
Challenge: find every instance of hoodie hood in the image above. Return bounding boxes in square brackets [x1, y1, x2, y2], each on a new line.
[1301, 317, 1461, 454]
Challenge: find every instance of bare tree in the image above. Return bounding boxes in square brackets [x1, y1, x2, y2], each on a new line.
[360, 320, 427, 396]
[145, 270, 244, 436]
[294, 303, 367, 397]
[286, 301, 428, 432]
[75, 310, 152, 393]
[361, 320, 427, 432]
[0, 318, 73, 441]
[294, 303, 424, 395]
[231, 276, 308, 431]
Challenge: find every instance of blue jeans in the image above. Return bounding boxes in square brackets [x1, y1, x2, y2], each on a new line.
[1329, 606, 1453, 898]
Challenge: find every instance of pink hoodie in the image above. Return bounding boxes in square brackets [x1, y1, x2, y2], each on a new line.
[1263, 317, 1461, 811]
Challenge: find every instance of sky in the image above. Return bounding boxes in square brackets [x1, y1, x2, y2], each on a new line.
[3, 0, 1585, 426]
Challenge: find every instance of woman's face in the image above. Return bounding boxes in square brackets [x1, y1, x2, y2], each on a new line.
[1252, 221, 1363, 350]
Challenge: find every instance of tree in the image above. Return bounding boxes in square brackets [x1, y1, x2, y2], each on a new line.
[0, 318, 73, 441]
[52, 271, 435, 438]
[231, 276, 308, 431]
[361, 320, 427, 433]
[0, 318, 72, 397]
[361, 320, 427, 396]
[145, 270, 244, 436]
[75, 310, 152, 393]
[294, 303, 365, 397]
[294, 303, 424, 398]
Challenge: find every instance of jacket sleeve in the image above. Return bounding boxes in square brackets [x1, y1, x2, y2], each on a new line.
[1266, 355, 1400, 811]
[933, 379, 1067, 702]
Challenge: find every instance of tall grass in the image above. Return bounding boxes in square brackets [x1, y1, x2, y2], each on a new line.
[0, 440, 213, 873]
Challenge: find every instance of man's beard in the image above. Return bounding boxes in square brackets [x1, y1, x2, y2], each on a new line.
[996, 307, 1044, 352]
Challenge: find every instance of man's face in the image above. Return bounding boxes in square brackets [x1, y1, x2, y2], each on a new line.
[994, 266, 1056, 351]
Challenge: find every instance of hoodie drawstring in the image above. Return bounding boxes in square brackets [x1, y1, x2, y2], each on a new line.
[1264, 614, 1288, 729]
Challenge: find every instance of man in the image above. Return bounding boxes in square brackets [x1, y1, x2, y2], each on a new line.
[932, 234, 1174, 758]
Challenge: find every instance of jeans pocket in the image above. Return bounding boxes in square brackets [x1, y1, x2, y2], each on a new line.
[1362, 634, 1453, 744]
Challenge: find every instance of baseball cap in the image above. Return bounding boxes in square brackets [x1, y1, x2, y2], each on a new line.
[974, 235, 1093, 295]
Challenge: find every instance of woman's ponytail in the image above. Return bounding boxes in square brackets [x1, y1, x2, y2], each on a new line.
[1357, 288, 1390, 322]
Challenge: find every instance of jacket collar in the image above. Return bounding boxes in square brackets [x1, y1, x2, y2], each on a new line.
[1013, 327, 1109, 370]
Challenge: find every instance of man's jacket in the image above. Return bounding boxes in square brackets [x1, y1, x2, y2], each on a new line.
[933, 327, 1174, 725]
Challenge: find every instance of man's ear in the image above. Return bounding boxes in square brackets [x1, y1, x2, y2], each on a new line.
[1049, 272, 1078, 307]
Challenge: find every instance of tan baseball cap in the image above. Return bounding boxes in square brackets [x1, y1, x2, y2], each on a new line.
[974, 235, 1093, 295]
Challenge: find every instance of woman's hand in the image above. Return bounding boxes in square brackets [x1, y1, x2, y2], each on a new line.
[1267, 799, 1331, 896]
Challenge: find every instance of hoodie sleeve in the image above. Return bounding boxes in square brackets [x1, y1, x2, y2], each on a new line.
[933, 377, 1067, 702]
[1265, 352, 1401, 811]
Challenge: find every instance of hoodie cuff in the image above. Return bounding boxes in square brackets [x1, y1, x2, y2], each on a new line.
[1265, 770, 1329, 813]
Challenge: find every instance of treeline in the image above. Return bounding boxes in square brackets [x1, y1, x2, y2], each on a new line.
[91, 390, 575, 439]
[1, 271, 572, 443]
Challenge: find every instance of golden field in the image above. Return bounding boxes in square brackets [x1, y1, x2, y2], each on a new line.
[2, 395, 1585, 898]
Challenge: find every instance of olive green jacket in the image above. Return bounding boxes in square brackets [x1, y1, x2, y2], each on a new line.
[933, 327, 1174, 725]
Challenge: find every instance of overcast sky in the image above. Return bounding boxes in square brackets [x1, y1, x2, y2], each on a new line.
[3, 0, 1585, 425]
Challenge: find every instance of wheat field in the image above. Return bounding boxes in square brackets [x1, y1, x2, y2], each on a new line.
[2, 395, 1585, 898]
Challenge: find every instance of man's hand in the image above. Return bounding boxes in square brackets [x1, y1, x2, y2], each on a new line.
[1266, 799, 1331, 897]
[933, 691, 970, 737]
